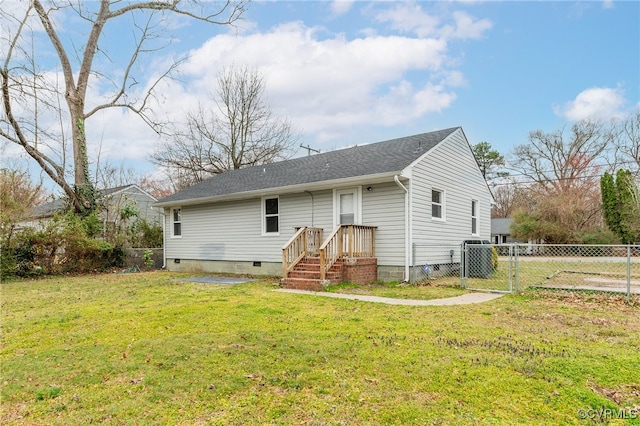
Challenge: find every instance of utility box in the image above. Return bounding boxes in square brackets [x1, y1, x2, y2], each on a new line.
[463, 240, 493, 278]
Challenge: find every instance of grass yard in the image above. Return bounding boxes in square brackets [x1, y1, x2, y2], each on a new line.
[1, 272, 639, 425]
[325, 281, 469, 300]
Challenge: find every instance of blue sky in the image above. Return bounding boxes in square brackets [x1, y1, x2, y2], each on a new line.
[3, 1, 639, 192]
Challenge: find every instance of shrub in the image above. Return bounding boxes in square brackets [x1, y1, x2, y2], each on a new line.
[1, 244, 17, 279]
[127, 218, 163, 248]
[491, 246, 499, 271]
[579, 228, 620, 245]
[142, 249, 155, 269]
[1, 212, 125, 279]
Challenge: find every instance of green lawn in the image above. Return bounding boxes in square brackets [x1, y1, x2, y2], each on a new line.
[325, 281, 469, 300]
[1, 272, 639, 425]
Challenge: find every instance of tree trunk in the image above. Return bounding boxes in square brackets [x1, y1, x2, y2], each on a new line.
[71, 113, 96, 213]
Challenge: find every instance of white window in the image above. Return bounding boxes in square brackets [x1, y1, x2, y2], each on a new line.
[263, 196, 279, 235]
[431, 189, 444, 220]
[171, 208, 182, 237]
[471, 200, 478, 235]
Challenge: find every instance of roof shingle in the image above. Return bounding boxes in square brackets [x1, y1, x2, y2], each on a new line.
[156, 127, 460, 206]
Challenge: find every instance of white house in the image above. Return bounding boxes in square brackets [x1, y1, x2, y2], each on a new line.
[154, 127, 493, 288]
[18, 184, 162, 231]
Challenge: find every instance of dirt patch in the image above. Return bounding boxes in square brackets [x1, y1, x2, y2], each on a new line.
[523, 289, 640, 310]
[590, 382, 640, 407]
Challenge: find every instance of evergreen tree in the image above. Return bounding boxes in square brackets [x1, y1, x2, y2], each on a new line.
[600, 169, 640, 244]
[600, 172, 619, 236]
[472, 141, 507, 184]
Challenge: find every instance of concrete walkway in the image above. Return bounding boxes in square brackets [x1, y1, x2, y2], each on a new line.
[275, 289, 505, 306]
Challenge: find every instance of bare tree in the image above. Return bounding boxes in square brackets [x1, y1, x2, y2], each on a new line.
[139, 173, 175, 200]
[152, 65, 299, 185]
[507, 120, 617, 242]
[510, 120, 614, 195]
[613, 111, 640, 175]
[0, 165, 47, 243]
[490, 180, 535, 219]
[1, 1, 246, 214]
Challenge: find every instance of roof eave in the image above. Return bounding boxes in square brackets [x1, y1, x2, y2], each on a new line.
[153, 171, 402, 208]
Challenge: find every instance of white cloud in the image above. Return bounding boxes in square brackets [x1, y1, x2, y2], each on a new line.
[374, 3, 440, 38]
[554, 87, 627, 121]
[87, 108, 162, 162]
[169, 21, 461, 143]
[441, 11, 493, 39]
[8, 5, 485, 170]
[373, 3, 492, 40]
[330, 0, 355, 16]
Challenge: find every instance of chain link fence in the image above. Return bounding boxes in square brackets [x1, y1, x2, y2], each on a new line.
[412, 243, 639, 300]
[411, 244, 462, 285]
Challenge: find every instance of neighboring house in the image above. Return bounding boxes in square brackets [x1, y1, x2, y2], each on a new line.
[491, 218, 517, 244]
[17, 199, 67, 229]
[155, 127, 493, 288]
[491, 218, 544, 256]
[99, 184, 162, 230]
[18, 184, 162, 231]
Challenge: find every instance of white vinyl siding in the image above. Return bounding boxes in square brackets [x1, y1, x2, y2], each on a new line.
[163, 184, 407, 267]
[106, 186, 162, 225]
[165, 191, 335, 263]
[361, 182, 406, 267]
[410, 128, 492, 247]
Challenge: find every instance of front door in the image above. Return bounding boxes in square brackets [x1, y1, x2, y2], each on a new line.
[335, 187, 361, 226]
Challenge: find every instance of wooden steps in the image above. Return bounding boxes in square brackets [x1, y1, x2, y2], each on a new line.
[281, 257, 344, 291]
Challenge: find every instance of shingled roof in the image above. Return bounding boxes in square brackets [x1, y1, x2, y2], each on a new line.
[155, 127, 460, 207]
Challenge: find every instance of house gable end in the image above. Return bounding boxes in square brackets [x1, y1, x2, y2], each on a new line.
[401, 127, 464, 177]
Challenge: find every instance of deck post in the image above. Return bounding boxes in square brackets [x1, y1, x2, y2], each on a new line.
[319, 249, 326, 282]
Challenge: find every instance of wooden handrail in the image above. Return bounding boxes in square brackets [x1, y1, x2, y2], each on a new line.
[282, 227, 323, 278]
[318, 225, 376, 281]
[318, 226, 342, 281]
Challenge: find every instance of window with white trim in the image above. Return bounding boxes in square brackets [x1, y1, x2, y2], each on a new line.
[171, 207, 182, 237]
[471, 200, 478, 235]
[263, 196, 279, 235]
[431, 189, 444, 220]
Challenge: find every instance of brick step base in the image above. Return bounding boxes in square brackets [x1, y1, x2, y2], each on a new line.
[286, 270, 342, 280]
[281, 256, 342, 290]
[280, 277, 340, 291]
[281, 256, 377, 291]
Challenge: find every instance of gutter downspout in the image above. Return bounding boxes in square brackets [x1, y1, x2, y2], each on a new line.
[304, 191, 314, 227]
[394, 175, 410, 282]
[161, 210, 167, 269]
